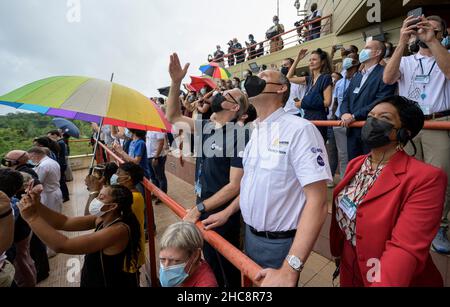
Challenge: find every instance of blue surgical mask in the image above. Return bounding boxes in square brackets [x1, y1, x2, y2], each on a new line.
[110, 174, 119, 185]
[359, 49, 372, 63]
[159, 263, 189, 287]
[442, 37, 449, 47]
[342, 58, 354, 70]
[124, 129, 133, 139]
[28, 160, 36, 167]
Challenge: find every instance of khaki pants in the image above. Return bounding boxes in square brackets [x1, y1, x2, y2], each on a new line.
[0, 260, 15, 287]
[405, 116, 450, 228]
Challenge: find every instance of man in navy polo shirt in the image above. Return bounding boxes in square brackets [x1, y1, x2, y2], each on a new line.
[166, 53, 250, 287]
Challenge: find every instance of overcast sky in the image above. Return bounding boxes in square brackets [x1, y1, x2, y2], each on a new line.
[0, 0, 306, 115]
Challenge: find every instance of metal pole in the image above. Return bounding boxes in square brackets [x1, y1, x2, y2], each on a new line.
[277, 0, 280, 18]
[88, 73, 114, 175]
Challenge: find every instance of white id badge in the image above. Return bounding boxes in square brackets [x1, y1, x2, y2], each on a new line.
[415, 75, 430, 84]
[353, 87, 361, 94]
[339, 196, 357, 220]
[419, 104, 430, 115]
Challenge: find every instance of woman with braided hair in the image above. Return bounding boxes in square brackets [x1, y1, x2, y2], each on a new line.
[18, 184, 141, 287]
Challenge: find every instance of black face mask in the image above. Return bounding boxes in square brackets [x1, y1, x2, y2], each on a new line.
[211, 93, 239, 113]
[361, 117, 395, 149]
[281, 67, 290, 76]
[244, 76, 282, 98]
[409, 40, 420, 54]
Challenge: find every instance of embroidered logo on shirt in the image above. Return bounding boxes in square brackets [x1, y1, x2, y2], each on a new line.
[311, 147, 324, 154]
[317, 155, 325, 167]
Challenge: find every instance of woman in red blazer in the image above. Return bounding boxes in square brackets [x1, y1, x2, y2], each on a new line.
[330, 96, 447, 287]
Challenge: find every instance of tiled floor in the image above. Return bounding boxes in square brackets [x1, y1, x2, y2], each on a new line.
[38, 170, 337, 287]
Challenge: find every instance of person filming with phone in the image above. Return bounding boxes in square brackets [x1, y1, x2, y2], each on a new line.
[383, 12, 450, 255]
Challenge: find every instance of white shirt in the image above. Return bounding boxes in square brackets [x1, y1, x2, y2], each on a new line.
[146, 131, 166, 158]
[308, 10, 322, 30]
[35, 156, 62, 213]
[283, 83, 306, 115]
[360, 63, 377, 88]
[240, 108, 332, 232]
[399, 51, 450, 114]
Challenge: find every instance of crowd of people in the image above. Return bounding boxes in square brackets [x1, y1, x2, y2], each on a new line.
[1, 12, 450, 288]
[209, 3, 325, 68]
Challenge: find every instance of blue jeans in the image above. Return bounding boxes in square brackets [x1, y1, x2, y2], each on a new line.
[148, 156, 168, 193]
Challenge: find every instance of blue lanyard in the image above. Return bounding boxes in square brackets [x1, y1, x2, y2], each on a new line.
[419, 59, 436, 77]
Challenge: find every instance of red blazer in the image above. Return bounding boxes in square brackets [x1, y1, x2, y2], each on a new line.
[330, 151, 447, 287]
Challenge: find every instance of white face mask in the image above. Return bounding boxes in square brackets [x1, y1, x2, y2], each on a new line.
[89, 198, 108, 217]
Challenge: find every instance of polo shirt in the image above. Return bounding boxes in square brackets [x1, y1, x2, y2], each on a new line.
[194, 120, 250, 207]
[399, 50, 450, 114]
[240, 108, 332, 232]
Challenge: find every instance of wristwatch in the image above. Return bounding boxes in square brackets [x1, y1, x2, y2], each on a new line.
[196, 202, 206, 214]
[286, 255, 304, 272]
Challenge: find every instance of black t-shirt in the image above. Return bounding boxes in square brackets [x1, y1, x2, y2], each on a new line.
[195, 120, 250, 210]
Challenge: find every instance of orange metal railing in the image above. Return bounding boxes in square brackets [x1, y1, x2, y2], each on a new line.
[311, 120, 450, 130]
[97, 142, 263, 287]
[212, 15, 332, 69]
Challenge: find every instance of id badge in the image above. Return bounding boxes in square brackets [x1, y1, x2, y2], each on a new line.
[415, 75, 430, 84]
[339, 195, 357, 220]
[419, 104, 430, 115]
[353, 87, 361, 94]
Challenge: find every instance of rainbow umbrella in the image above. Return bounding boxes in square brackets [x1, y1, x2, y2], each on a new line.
[0, 76, 171, 132]
[199, 62, 232, 80]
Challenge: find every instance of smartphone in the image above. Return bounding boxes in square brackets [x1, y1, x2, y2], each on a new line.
[407, 7, 423, 28]
[334, 44, 344, 50]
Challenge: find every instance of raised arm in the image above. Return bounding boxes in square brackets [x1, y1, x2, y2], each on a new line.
[166, 53, 195, 131]
[384, 16, 418, 85]
[287, 49, 309, 84]
[417, 17, 450, 79]
[19, 194, 127, 255]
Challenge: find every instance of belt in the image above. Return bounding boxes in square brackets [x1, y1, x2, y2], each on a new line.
[249, 225, 296, 239]
[424, 110, 450, 121]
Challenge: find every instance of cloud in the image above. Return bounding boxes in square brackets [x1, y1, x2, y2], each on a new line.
[0, 0, 304, 115]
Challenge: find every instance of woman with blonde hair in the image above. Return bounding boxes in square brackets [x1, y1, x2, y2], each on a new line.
[159, 222, 217, 287]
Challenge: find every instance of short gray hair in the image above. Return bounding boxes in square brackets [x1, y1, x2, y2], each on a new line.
[160, 222, 203, 255]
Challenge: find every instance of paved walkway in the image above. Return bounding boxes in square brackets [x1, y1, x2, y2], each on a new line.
[38, 170, 337, 287]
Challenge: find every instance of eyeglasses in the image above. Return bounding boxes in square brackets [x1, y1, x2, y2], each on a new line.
[225, 93, 240, 105]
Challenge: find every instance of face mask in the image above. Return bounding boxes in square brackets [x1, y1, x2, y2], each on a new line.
[281, 67, 290, 76]
[211, 93, 226, 113]
[361, 117, 395, 149]
[418, 40, 429, 49]
[159, 263, 189, 287]
[342, 58, 354, 70]
[110, 174, 119, 185]
[359, 49, 372, 63]
[200, 88, 207, 96]
[244, 76, 282, 98]
[409, 40, 420, 54]
[89, 198, 107, 217]
[124, 129, 133, 139]
[28, 160, 37, 167]
[442, 36, 449, 47]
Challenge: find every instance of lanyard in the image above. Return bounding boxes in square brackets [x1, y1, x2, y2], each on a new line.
[419, 59, 436, 77]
